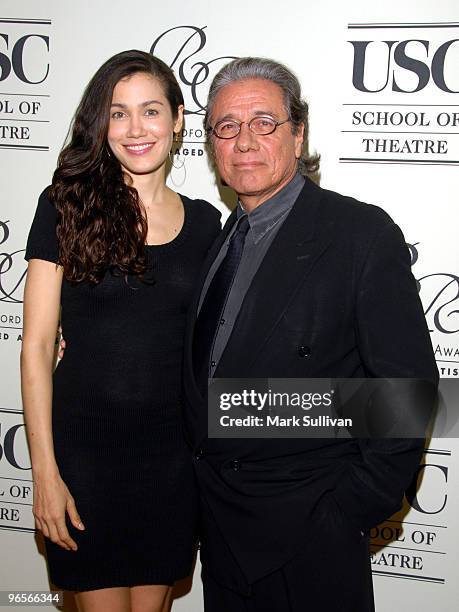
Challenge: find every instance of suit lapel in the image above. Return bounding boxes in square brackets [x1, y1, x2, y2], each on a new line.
[215, 178, 334, 376]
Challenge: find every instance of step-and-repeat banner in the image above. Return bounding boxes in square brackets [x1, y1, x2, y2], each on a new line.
[0, 1, 457, 610]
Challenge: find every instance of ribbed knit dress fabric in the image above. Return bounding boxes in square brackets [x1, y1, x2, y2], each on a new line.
[25, 188, 221, 592]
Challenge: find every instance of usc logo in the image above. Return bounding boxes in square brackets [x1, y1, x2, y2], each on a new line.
[0, 33, 49, 84]
[349, 39, 459, 93]
[0, 422, 30, 470]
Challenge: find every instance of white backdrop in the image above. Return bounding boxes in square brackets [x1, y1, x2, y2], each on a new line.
[0, 1, 458, 610]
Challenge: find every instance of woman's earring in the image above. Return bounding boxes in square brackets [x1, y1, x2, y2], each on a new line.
[169, 132, 186, 186]
[169, 150, 186, 187]
[169, 149, 185, 169]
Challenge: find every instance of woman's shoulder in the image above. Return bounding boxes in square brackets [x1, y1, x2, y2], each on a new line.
[180, 194, 221, 222]
[37, 184, 54, 207]
[30, 185, 59, 224]
[179, 194, 222, 244]
[25, 185, 59, 263]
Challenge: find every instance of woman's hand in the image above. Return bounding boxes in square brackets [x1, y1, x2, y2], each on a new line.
[33, 473, 85, 551]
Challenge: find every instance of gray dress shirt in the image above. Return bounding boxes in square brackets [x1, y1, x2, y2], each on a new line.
[199, 172, 305, 375]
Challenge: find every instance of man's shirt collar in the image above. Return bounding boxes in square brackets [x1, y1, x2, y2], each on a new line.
[237, 172, 305, 244]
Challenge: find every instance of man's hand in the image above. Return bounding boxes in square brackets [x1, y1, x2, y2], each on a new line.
[57, 326, 66, 360]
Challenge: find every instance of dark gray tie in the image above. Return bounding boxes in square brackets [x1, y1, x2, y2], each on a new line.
[193, 215, 250, 385]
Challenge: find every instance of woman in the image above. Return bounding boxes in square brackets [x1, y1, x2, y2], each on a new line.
[21, 50, 220, 612]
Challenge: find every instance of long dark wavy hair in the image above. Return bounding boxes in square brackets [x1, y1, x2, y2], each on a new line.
[50, 50, 184, 284]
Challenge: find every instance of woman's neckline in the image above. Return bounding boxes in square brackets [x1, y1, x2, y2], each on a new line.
[144, 194, 189, 251]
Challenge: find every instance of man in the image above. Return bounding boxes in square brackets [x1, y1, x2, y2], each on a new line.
[182, 57, 438, 611]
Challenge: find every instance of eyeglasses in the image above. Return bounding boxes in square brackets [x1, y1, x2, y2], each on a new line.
[209, 116, 290, 139]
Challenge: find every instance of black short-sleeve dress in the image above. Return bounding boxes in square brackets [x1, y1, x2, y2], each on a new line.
[25, 188, 221, 591]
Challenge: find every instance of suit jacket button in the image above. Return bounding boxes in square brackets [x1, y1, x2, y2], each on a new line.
[194, 449, 204, 461]
[230, 459, 241, 471]
[298, 345, 311, 358]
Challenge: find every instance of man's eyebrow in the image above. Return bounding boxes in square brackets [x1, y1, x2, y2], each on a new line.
[213, 113, 237, 122]
[110, 100, 164, 108]
[214, 110, 280, 122]
[252, 110, 279, 117]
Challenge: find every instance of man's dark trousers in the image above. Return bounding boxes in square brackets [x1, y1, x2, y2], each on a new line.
[200, 493, 375, 612]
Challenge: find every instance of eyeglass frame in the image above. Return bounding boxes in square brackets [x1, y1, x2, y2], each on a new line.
[207, 115, 291, 139]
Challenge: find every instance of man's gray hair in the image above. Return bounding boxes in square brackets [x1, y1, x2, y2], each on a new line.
[204, 57, 320, 175]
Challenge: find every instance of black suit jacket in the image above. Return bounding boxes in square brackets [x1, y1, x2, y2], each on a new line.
[182, 177, 438, 586]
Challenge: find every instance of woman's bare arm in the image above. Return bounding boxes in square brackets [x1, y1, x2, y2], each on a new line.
[21, 259, 84, 551]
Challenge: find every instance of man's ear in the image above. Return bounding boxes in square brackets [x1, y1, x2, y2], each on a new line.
[295, 123, 305, 159]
